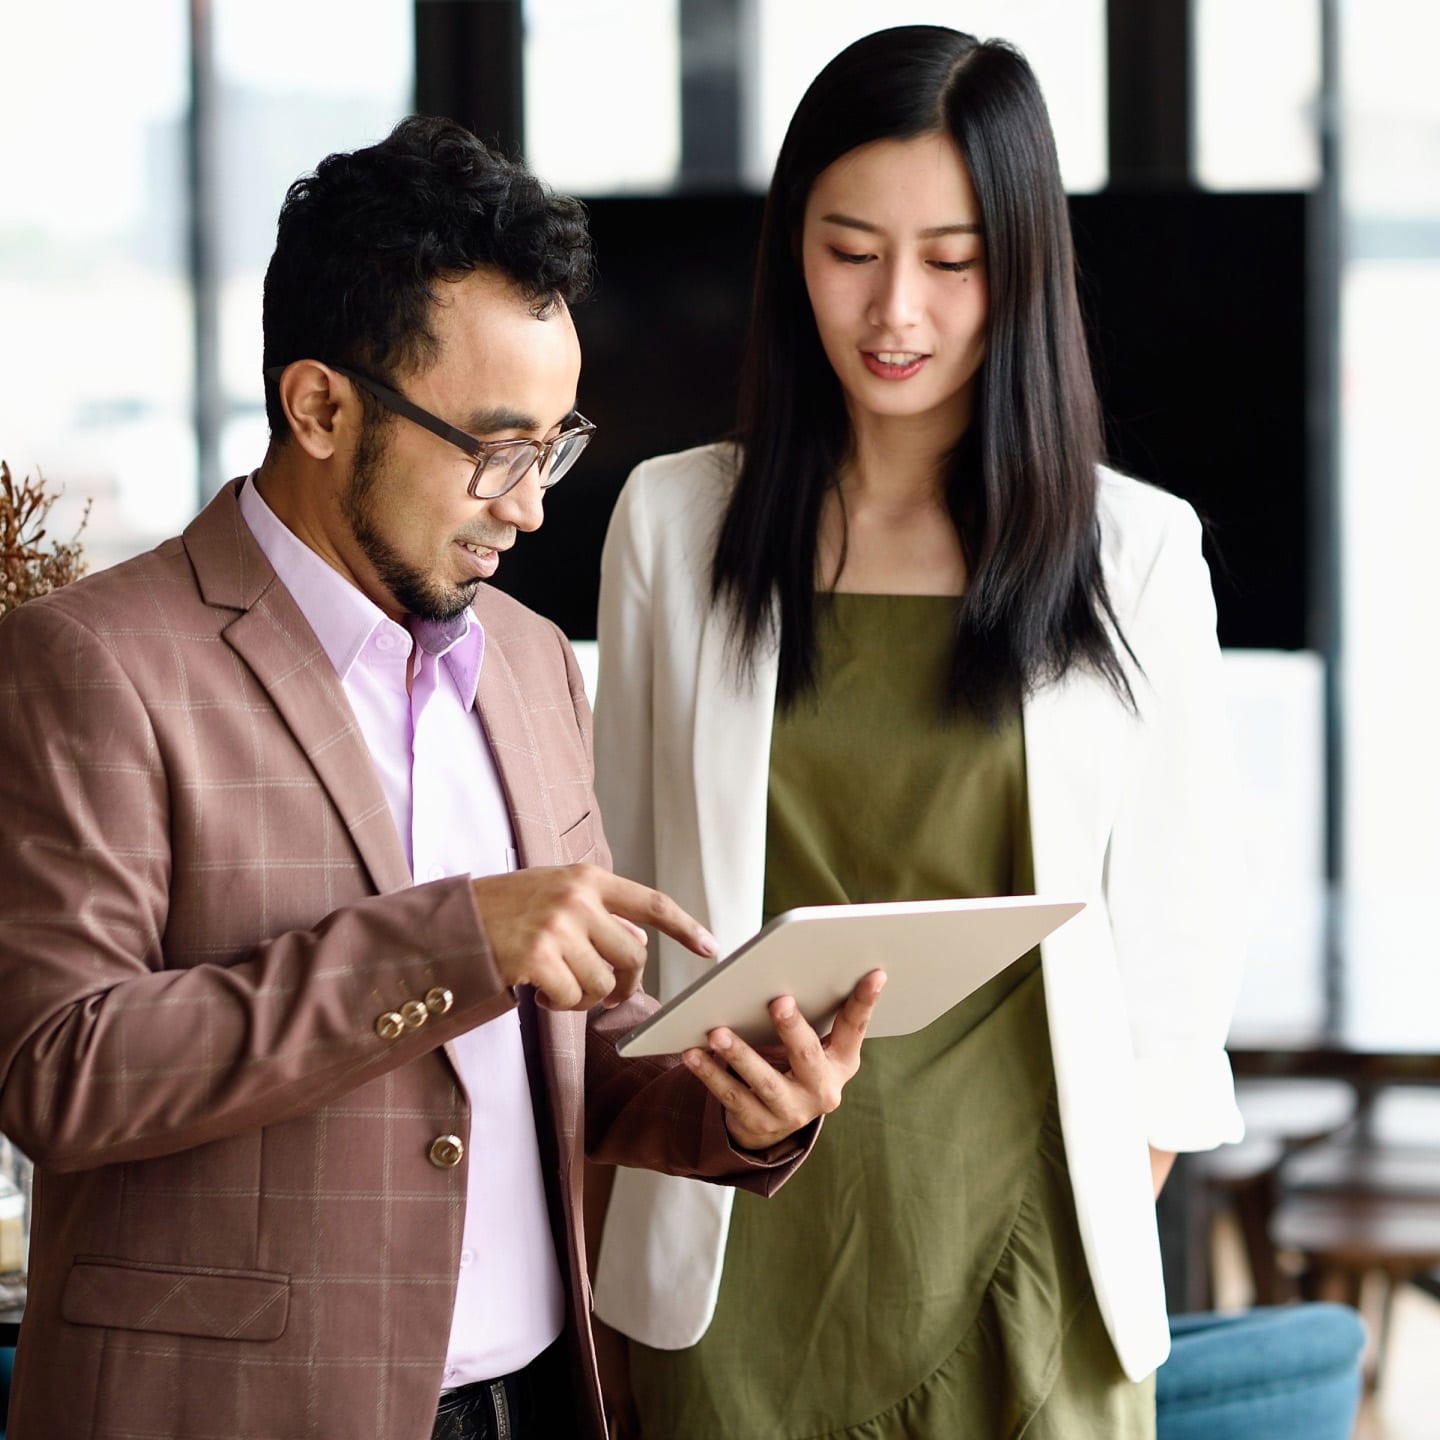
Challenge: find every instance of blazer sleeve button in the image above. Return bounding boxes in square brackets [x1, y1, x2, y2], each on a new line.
[375, 1011, 406, 1041]
[428, 1134, 465, 1169]
[400, 999, 429, 1029]
[425, 986, 455, 1015]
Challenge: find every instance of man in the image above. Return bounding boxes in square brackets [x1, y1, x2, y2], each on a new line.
[0, 117, 883, 1440]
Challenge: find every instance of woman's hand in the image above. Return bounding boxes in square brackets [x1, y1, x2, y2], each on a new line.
[683, 970, 887, 1151]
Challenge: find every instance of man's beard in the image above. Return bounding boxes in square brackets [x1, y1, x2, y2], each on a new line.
[341, 417, 480, 624]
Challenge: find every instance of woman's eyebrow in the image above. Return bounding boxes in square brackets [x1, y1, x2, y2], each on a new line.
[918, 221, 984, 238]
[818, 212, 983, 238]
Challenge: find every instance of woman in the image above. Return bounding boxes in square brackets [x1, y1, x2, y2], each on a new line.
[591, 25, 1245, 1438]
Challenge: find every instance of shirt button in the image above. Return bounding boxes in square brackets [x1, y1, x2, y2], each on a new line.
[428, 1134, 465, 1169]
[374, 631, 399, 652]
[374, 1011, 405, 1041]
[459, 1248, 474, 1269]
[425, 986, 455, 1016]
[400, 999, 429, 1029]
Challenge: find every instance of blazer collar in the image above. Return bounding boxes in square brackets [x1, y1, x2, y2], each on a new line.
[183, 480, 413, 896]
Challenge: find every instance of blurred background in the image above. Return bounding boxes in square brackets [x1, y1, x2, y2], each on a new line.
[1, 1, 1437, 1430]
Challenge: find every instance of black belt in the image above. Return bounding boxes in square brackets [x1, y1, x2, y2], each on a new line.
[432, 1343, 562, 1440]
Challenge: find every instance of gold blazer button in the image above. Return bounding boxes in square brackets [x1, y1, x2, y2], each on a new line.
[428, 1134, 465, 1169]
[425, 986, 455, 1015]
[374, 1011, 406, 1041]
[400, 999, 429, 1029]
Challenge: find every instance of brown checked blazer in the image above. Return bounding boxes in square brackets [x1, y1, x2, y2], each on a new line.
[0, 480, 799, 1440]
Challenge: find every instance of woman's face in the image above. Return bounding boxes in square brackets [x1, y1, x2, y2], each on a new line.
[801, 131, 988, 433]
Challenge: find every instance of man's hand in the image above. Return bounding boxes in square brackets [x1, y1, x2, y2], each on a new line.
[470, 864, 716, 1011]
[683, 970, 887, 1151]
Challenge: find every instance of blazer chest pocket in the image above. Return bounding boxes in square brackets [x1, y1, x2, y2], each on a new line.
[62, 1256, 290, 1342]
[559, 809, 597, 864]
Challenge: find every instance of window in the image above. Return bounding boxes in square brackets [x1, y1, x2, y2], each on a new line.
[1337, 0, 1440, 947]
[213, 0, 414, 489]
[523, 0, 681, 194]
[1193, 0, 1322, 191]
[0, 2, 191, 568]
[748, 1, 1107, 193]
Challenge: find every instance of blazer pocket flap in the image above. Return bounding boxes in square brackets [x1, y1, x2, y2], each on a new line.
[558, 809, 597, 864]
[62, 1257, 290, 1342]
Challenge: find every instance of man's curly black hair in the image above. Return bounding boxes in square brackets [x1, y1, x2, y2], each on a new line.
[261, 116, 595, 442]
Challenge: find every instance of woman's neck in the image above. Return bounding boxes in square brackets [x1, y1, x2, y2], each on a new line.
[820, 409, 971, 597]
[840, 394, 970, 507]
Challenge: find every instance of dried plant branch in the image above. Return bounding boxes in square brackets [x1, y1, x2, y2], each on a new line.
[0, 459, 90, 617]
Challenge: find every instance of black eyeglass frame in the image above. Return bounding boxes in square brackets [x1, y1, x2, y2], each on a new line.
[263, 362, 596, 499]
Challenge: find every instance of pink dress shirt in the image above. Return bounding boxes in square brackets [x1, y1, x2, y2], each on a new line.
[239, 477, 565, 1387]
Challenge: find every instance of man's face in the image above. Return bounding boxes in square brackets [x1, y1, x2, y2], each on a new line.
[336, 267, 581, 623]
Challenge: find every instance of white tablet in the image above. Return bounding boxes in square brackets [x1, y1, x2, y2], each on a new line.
[617, 895, 1084, 1058]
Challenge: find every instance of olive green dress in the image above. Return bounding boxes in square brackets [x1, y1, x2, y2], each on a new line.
[628, 594, 1154, 1440]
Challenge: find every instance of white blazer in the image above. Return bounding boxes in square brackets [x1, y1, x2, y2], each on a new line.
[591, 443, 1245, 1382]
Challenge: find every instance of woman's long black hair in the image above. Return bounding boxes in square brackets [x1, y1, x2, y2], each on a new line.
[711, 25, 1133, 719]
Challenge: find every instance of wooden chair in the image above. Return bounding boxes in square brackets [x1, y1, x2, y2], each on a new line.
[1194, 1078, 1356, 1305]
[1268, 1087, 1440, 1387]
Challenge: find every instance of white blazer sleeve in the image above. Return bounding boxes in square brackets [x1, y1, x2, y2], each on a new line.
[1106, 500, 1246, 1152]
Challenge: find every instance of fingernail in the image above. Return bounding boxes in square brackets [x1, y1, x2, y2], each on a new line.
[699, 928, 719, 956]
[710, 1030, 732, 1051]
[774, 998, 796, 1022]
[684, 1049, 703, 1069]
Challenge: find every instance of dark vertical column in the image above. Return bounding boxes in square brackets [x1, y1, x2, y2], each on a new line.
[1106, 0, 1192, 188]
[1108, 0, 1205, 1314]
[679, 0, 742, 189]
[414, 0, 525, 157]
[1311, 0, 1345, 1015]
[187, 0, 222, 499]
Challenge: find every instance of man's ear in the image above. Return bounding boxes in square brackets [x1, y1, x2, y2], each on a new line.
[275, 361, 356, 461]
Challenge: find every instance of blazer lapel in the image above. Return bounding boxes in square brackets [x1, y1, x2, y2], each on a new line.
[690, 600, 779, 951]
[184, 484, 412, 897]
[1023, 664, 1127, 901]
[472, 628, 585, 1157]
[1024, 660, 1165, 1373]
[473, 633, 559, 870]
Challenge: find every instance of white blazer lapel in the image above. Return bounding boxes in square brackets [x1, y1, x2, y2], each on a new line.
[1025, 667, 1170, 1380]
[690, 598, 779, 954]
[594, 596, 780, 1351]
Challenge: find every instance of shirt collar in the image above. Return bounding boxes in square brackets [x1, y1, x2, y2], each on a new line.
[237, 473, 486, 709]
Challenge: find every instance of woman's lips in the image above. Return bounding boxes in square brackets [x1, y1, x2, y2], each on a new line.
[861, 350, 929, 380]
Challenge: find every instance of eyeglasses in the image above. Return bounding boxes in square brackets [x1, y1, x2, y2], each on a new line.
[265, 362, 595, 499]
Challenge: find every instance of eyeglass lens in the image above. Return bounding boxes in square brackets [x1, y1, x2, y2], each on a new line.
[472, 430, 590, 497]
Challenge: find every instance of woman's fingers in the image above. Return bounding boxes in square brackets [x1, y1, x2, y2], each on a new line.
[819, 969, 887, 1068]
[689, 973, 888, 1149]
